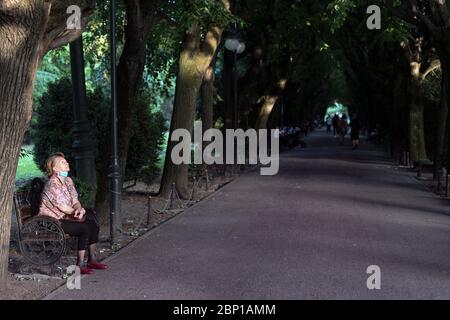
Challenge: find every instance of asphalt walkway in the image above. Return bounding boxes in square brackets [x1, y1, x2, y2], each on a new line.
[46, 130, 450, 299]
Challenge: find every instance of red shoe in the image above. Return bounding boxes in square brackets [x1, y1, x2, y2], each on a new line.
[80, 266, 94, 275]
[87, 262, 108, 270]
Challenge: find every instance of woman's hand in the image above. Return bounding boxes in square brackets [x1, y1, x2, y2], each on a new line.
[72, 200, 85, 220]
[58, 205, 76, 216]
[74, 207, 86, 220]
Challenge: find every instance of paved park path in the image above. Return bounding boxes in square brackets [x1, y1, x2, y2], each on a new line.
[46, 130, 450, 299]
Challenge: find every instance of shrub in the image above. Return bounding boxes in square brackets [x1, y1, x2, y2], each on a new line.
[126, 93, 167, 184]
[32, 78, 77, 173]
[32, 77, 166, 186]
[71, 177, 96, 207]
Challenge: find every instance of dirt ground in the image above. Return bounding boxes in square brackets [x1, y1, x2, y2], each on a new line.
[1, 166, 245, 300]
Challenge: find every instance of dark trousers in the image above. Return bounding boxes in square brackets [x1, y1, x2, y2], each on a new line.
[60, 210, 99, 251]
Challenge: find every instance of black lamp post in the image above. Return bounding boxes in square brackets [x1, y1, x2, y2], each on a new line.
[70, 36, 97, 196]
[224, 37, 246, 130]
[224, 33, 245, 175]
[108, 0, 122, 246]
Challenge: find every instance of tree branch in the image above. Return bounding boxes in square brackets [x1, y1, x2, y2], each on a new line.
[40, 0, 95, 58]
[199, 0, 230, 57]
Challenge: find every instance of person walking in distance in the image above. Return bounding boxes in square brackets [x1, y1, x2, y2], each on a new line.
[350, 114, 361, 149]
[332, 114, 339, 137]
[326, 115, 332, 134]
[338, 114, 348, 145]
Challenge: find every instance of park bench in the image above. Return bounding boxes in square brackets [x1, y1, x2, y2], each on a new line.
[280, 131, 306, 151]
[13, 178, 68, 266]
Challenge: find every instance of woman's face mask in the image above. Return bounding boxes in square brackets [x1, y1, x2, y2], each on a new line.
[53, 157, 70, 177]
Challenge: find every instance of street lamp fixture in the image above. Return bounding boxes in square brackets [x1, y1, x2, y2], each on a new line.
[225, 38, 246, 54]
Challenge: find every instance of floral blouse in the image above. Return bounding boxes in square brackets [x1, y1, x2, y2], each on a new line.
[39, 175, 79, 220]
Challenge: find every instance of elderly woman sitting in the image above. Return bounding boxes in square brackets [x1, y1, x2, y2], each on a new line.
[38, 152, 107, 275]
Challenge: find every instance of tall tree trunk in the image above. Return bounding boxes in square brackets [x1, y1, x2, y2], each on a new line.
[160, 0, 229, 198]
[201, 63, 216, 161]
[95, 0, 162, 224]
[400, 1, 450, 164]
[255, 96, 279, 130]
[160, 25, 210, 198]
[408, 62, 428, 163]
[0, 0, 50, 292]
[223, 49, 234, 130]
[434, 51, 449, 179]
[255, 79, 288, 130]
[390, 72, 407, 161]
[161, 44, 203, 197]
[201, 64, 216, 133]
[401, 38, 431, 163]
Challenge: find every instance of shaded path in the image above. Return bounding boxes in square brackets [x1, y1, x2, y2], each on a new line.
[46, 130, 450, 299]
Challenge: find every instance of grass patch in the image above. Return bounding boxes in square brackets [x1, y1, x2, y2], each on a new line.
[16, 146, 43, 181]
[157, 154, 165, 171]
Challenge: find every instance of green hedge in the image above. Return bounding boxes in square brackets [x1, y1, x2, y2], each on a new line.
[32, 77, 166, 187]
